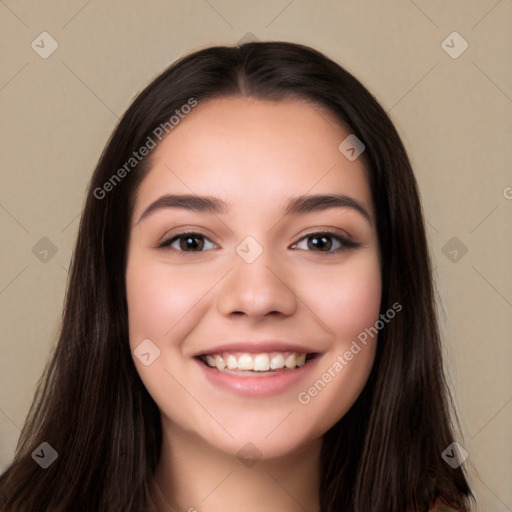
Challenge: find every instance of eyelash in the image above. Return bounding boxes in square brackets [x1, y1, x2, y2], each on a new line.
[157, 230, 360, 257]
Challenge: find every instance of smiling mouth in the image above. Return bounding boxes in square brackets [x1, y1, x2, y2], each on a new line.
[195, 352, 320, 374]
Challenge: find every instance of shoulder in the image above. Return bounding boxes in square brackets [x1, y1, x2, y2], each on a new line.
[429, 493, 463, 511]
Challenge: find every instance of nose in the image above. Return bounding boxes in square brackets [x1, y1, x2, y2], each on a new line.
[216, 249, 298, 319]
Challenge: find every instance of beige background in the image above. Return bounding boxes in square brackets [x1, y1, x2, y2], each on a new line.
[1, 1, 511, 510]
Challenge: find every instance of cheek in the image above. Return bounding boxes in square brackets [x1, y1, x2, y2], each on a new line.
[331, 269, 382, 340]
[293, 254, 382, 431]
[125, 253, 211, 345]
[302, 253, 382, 344]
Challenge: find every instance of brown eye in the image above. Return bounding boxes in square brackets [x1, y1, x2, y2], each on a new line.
[158, 232, 217, 254]
[306, 233, 335, 251]
[177, 234, 204, 251]
[292, 231, 360, 254]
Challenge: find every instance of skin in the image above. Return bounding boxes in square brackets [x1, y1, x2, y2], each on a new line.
[125, 96, 382, 512]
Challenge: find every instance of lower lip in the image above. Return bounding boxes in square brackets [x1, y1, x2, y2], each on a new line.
[195, 356, 322, 398]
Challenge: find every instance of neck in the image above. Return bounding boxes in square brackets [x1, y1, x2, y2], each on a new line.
[150, 418, 322, 512]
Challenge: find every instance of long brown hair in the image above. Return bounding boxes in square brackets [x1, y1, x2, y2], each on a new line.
[0, 41, 474, 511]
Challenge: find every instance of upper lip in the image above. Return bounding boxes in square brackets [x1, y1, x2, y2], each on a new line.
[194, 341, 319, 357]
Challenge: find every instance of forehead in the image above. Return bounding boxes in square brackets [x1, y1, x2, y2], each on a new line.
[132, 96, 373, 220]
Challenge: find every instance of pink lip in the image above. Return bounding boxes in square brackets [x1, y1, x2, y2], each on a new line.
[194, 355, 322, 398]
[194, 341, 316, 357]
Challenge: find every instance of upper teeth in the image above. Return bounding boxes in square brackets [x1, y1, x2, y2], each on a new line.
[204, 352, 307, 372]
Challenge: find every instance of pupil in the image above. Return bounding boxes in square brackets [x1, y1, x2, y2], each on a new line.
[181, 235, 203, 251]
[309, 234, 331, 251]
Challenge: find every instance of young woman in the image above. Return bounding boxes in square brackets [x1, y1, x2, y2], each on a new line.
[0, 41, 474, 512]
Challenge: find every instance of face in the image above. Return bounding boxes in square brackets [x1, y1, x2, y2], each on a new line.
[125, 96, 381, 459]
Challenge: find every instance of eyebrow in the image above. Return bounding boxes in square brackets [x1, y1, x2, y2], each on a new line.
[136, 193, 371, 224]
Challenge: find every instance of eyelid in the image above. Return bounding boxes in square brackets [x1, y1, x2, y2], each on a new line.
[293, 227, 353, 243]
